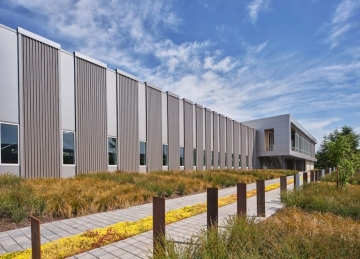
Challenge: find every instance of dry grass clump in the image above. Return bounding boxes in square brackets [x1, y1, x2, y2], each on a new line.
[162, 207, 360, 259]
[0, 169, 295, 223]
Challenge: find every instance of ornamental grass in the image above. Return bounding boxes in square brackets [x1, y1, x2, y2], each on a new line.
[161, 207, 360, 259]
[0, 169, 295, 223]
[1, 181, 288, 259]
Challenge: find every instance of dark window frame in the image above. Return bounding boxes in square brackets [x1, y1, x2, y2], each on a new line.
[62, 131, 75, 165]
[163, 144, 168, 166]
[0, 123, 19, 165]
[108, 137, 117, 166]
[140, 141, 146, 166]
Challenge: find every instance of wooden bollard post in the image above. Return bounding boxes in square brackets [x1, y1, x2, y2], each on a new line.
[256, 180, 265, 217]
[280, 176, 287, 191]
[310, 171, 314, 183]
[153, 197, 165, 255]
[293, 174, 297, 189]
[303, 172, 308, 184]
[237, 183, 246, 216]
[207, 188, 218, 229]
[31, 216, 41, 259]
[314, 171, 318, 182]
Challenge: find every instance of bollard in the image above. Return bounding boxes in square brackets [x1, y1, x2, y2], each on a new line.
[311, 171, 315, 183]
[31, 216, 41, 259]
[153, 197, 165, 255]
[315, 171, 318, 182]
[303, 172, 308, 184]
[295, 173, 301, 189]
[321, 169, 325, 179]
[280, 176, 287, 191]
[293, 174, 297, 189]
[256, 180, 265, 217]
[237, 183, 247, 216]
[207, 187, 218, 229]
[325, 168, 329, 175]
[329, 168, 332, 174]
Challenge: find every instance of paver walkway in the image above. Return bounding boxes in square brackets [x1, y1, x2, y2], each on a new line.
[0, 175, 298, 258]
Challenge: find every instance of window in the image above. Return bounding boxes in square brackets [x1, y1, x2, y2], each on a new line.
[232, 154, 234, 167]
[108, 137, 117, 165]
[163, 144, 168, 166]
[239, 155, 241, 167]
[225, 153, 227, 167]
[0, 123, 18, 164]
[63, 131, 75, 165]
[246, 156, 249, 167]
[140, 142, 146, 165]
[180, 147, 184, 166]
[203, 150, 206, 165]
[218, 151, 220, 166]
[193, 148, 196, 166]
[211, 151, 214, 167]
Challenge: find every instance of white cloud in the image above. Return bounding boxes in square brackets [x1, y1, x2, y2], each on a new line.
[247, 0, 271, 24]
[325, 0, 360, 48]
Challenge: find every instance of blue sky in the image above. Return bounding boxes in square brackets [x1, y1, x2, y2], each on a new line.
[0, 0, 359, 146]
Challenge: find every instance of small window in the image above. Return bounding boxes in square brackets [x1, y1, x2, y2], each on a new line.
[1, 123, 18, 164]
[108, 137, 117, 165]
[180, 147, 184, 166]
[218, 151, 220, 166]
[246, 155, 249, 167]
[232, 154, 234, 167]
[225, 153, 227, 167]
[193, 148, 197, 166]
[239, 155, 241, 167]
[140, 142, 146, 166]
[211, 151, 214, 167]
[163, 144, 168, 166]
[63, 131, 75, 165]
[203, 150, 206, 165]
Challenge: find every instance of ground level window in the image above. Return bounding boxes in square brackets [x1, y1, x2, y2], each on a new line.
[203, 150, 206, 165]
[232, 154, 234, 167]
[108, 137, 117, 165]
[163, 144, 168, 166]
[239, 155, 241, 167]
[63, 131, 75, 165]
[140, 142, 146, 165]
[246, 155, 249, 167]
[193, 148, 196, 166]
[180, 147, 184, 166]
[218, 151, 220, 167]
[225, 153, 227, 167]
[0, 123, 18, 164]
[211, 151, 214, 167]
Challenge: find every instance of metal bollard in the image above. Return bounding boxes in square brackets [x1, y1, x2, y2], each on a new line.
[256, 180, 265, 217]
[153, 197, 165, 255]
[321, 169, 325, 178]
[31, 216, 41, 259]
[207, 187, 218, 229]
[237, 183, 247, 216]
[303, 172, 308, 184]
[295, 173, 301, 189]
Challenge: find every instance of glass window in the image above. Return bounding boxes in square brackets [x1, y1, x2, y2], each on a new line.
[163, 144, 168, 166]
[140, 142, 146, 165]
[203, 150, 206, 165]
[63, 131, 75, 165]
[239, 155, 241, 167]
[211, 151, 214, 167]
[225, 153, 227, 167]
[1, 124, 18, 164]
[246, 155, 249, 167]
[193, 148, 196, 166]
[108, 137, 117, 165]
[218, 151, 220, 166]
[232, 154, 234, 167]
[180, 147, 184, 166]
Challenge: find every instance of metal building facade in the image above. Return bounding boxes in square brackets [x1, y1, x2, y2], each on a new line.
[0, 24, 259, 178]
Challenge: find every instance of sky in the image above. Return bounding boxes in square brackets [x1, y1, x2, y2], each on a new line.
[0, 0, 359, 148]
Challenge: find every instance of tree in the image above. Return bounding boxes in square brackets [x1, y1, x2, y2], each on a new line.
[315, 126, 360, 169]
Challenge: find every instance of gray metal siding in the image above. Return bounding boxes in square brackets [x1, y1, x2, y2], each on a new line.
[75, 57, 107, 174]
[117, 74, 139, 172]
[241, 124, 247, 169]
[20, 35, 61, 178]
[146, 86, 162, 171]
[248, 128, 253, 169]
[233, 121, 240, 170]
[168, 94, 180, 170]
[205, 109, 212, 169]
[196, 105, 204, 170]
[219, 115, 226, 169]
[212, 112, 219, 169]
[183, 100, 193, 170]
[226, 118, 233, 168]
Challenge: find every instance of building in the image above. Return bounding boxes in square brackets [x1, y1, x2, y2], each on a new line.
[0, 24, 259, 178]
[242, 114, 317, 171]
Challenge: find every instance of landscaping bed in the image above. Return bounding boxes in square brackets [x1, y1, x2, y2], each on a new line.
[0, 169, 295, 231]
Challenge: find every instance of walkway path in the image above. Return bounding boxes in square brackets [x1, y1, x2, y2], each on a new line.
[0, 175, 297, 258]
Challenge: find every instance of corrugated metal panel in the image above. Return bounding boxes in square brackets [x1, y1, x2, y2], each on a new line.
[226, 118, 233, 168]
[212, 112, 219, 169]
[183, 99, 193, 170]
[233, 121, 240, 170]
[179, 100, 184, 146]
[20, 35, 61, 178]
[241, 124, 247, 169]
[196, 105, 204, 170]
[75, 57, 107, 174]
[248, 127, 254, 169]
[205, 109, 212, 169]
[117, 73, 139, 172]
[146, 84, 162, 171]
[167, 93, 180, 170]
[161, 93, 167, 144]
[219, 115, 226, 169]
